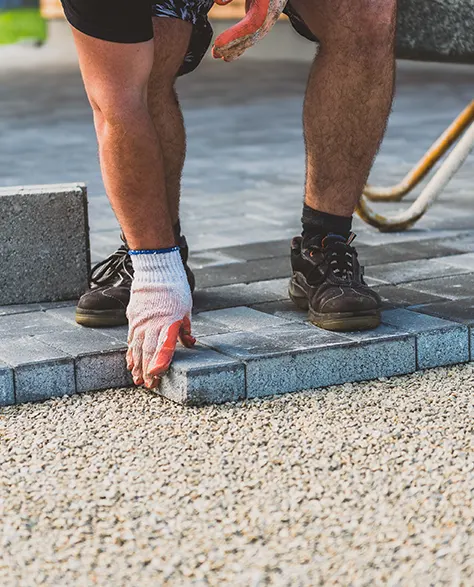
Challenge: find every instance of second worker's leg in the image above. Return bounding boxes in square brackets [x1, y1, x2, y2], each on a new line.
[288, 0, 397, 330]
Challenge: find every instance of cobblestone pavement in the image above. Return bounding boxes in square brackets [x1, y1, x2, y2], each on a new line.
[1, 368, 473, 585]
[1, 41, 474, 406]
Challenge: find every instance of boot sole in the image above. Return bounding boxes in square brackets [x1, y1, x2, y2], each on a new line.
[75, 308, 128, 328]
[289, 279, 381, 332]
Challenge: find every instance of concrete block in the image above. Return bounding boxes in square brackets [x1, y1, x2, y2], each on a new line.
[202, 330, 416, 398]
[0, 184, 90, 305]
[397, 0, 474, 64]
[0, 361, 15, 407]
[382, 309, 469, 369]
[0, 337, 75, 403]
[159, 345, 246, 406]
[37, 329, 131, 394]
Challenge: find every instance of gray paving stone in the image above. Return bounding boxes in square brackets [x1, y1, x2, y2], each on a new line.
[159, 345, 246, 406]
[381, 309, 469, 369]
[0, 337, 75, 403]
[372, 285, 448, 309]
[193, 279, 289, 313]
[37, 329, 130, 393]
[403, 273, 474, 301]
[250, 299, 308, 323]
[0, 184, 90, 305]
[198, 307, 294, 332]
[206, 239, 292, 262]
[202, 330, 416, 398]
[0, 361, 15, 407]
[358, 240, 463, 268]
[411, 298, 474, 326]
[0, 303, 45, 316]
[0, 312, 75, 337]
[397, 0, 474, 64]
[192, 314, 233, 338]
[437, 253, 474, 271]
[194, 256, 290, 288]
[46, 306, 129, 343]
[366, 258, 469, 286]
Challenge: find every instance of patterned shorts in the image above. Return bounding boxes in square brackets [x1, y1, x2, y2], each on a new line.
[61, 0, 317, 77]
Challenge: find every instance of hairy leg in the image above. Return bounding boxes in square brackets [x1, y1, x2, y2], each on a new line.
[71, 28, 174, 249]
[148, 18, 192, 228]
[291, 0, 397, 216]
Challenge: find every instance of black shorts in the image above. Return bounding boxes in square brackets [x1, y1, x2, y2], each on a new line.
[61, 0, 317, 76]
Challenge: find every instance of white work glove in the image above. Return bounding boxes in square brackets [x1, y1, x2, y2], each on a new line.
[212, 0, 288, 62]
[126, 248, 195, 389]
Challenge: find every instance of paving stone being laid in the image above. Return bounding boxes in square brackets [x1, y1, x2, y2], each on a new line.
[381, 308, 469, 370]
[159, 345, 246, 405]
[0, 337, 75, 404]
[0, 361, 15, 407]
[0, 184, 90, 306]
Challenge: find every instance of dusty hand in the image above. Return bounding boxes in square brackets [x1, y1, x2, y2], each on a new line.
[126, 249, 195, 389]
[212, 0, 287, 62]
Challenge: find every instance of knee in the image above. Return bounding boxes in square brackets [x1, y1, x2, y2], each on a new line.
[323, 0, 397, 58]
[89, 86, 148, 132]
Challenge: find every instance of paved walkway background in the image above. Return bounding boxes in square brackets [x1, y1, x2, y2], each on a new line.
[1, 38, 474, 262]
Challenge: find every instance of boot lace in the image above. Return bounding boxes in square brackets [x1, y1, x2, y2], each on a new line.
[90, 244, 134, 288]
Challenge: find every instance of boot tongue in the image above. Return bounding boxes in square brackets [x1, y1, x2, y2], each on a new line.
[321, 233, 349, 248]
[302, 234, 324, 250]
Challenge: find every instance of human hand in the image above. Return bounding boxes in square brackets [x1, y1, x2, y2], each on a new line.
[212, 0, 287, 61]
[126, 249, 195, 389]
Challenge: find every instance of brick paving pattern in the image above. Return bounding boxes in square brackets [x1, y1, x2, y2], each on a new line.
[1, 41, 474, 405]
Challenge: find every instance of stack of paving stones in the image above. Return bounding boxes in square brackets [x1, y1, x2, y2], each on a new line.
[2, 230, 474, 407]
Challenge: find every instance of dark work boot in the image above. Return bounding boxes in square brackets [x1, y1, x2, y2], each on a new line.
[75, 233, 195, 327]
[289, 233, 381, 331]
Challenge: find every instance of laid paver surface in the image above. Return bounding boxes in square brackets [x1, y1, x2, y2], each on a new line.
[1, 39, 474, 404]
[1, 367, 473, 585]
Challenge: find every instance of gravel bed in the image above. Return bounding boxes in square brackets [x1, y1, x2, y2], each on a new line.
[1, 366, 473, 586]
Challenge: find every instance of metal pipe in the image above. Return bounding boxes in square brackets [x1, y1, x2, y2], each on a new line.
[357, 120, 474, 232]
[364, 101, 474, 202]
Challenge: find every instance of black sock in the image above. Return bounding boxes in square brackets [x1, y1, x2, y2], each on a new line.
[302, 204, 352, 240]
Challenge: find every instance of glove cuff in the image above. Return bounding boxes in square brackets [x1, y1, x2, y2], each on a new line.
[130, 249, 186, 285]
